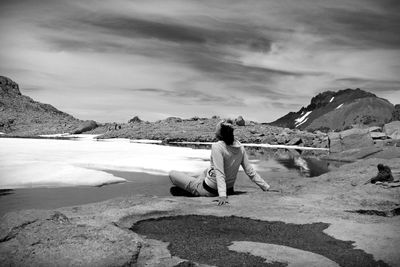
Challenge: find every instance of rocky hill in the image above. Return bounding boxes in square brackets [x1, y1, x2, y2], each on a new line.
[88, 116, 328, 149]
[0, 76, 97, 135]
[270, 88, 395, 131]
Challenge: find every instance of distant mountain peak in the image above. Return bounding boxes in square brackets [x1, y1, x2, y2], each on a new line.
[270, 88, 394, 131]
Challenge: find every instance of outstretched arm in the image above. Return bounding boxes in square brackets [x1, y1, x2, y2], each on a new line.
[241, 149, 270, 191]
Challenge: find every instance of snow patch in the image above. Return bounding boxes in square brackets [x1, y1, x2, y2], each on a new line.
[130, 139, 163, 144]
[0, 138, 210, 189]
[39, 133, 100, 140]
[296, 118, 309, 127]
[0, 132, 5, 135]
[39, 133, 70, 138]
[329, 97, 335, 103]
[295, 111, 312, 127]
[336, 103, 344, 109]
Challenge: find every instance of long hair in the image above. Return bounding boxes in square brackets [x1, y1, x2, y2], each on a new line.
[216, 122, 234, 145]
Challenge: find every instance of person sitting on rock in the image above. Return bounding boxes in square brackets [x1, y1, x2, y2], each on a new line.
[371, 164, 394, 184]
[169, 120, 270, 205]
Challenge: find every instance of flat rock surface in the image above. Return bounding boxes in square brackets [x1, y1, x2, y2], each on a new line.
[1, 158, 399, 266]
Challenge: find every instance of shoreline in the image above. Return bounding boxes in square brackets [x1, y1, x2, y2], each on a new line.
[1, 157, 399, 266]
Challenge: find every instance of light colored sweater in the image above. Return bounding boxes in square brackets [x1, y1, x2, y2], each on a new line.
[204, 140, 270, 197]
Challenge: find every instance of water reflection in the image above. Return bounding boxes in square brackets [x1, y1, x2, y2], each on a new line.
[171, 143, 337, 178]
[276, 157, 335, 177]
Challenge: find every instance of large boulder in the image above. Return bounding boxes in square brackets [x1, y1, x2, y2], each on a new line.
[72, 120, 98, 134]
[128, 116, 142, 123]
[328, 128, 374, 153]
[235, 116, 245, 126]
[383, 121, 400, 140]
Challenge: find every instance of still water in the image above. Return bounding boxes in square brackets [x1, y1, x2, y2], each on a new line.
[0, 138, 339, 216]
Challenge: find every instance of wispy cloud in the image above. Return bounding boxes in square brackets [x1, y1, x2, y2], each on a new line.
[130, 88, 244, 105]
[0, 0, 399, 122]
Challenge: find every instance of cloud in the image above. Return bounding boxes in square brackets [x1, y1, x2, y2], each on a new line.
[0, 0, 399, 122]
[301, 7, 400, 49]
[131, 88, 244, 106]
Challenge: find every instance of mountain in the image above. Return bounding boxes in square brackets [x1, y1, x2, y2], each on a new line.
[0, 76, 97, 135]
[270, 88, 395, 131]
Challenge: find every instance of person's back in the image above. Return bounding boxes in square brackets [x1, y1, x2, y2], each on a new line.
[206, 139, 269, 198]
[209, 140, 243, 189]
[169, 120, 270, 206]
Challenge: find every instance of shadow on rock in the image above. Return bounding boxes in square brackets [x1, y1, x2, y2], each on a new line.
[169, 187, 246, 197]
[0, 189, 14, 197]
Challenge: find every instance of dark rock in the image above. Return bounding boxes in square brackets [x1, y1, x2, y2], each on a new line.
[235, 116, 245, 126]
[72, 120, 98, 134]
[287, 137, 303, 146]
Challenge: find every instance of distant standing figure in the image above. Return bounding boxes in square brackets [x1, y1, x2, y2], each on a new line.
[169, 121, 270, 206]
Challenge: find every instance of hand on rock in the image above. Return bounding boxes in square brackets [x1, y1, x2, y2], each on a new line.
[216, 196, 228, 206]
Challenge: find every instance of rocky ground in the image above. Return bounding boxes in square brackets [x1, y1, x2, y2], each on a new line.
[1, 157, 399, 266]
[88, 117, 329, 149]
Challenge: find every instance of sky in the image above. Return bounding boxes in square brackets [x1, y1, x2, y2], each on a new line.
[0, 0, 399, 123]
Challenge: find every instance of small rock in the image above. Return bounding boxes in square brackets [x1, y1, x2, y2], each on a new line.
[368, 126, 382, 133]
[287, 137, 303, 146]
[276, 135, 288, 145]
[370, 132, 387, 140]
[48, 211, 70, 224]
